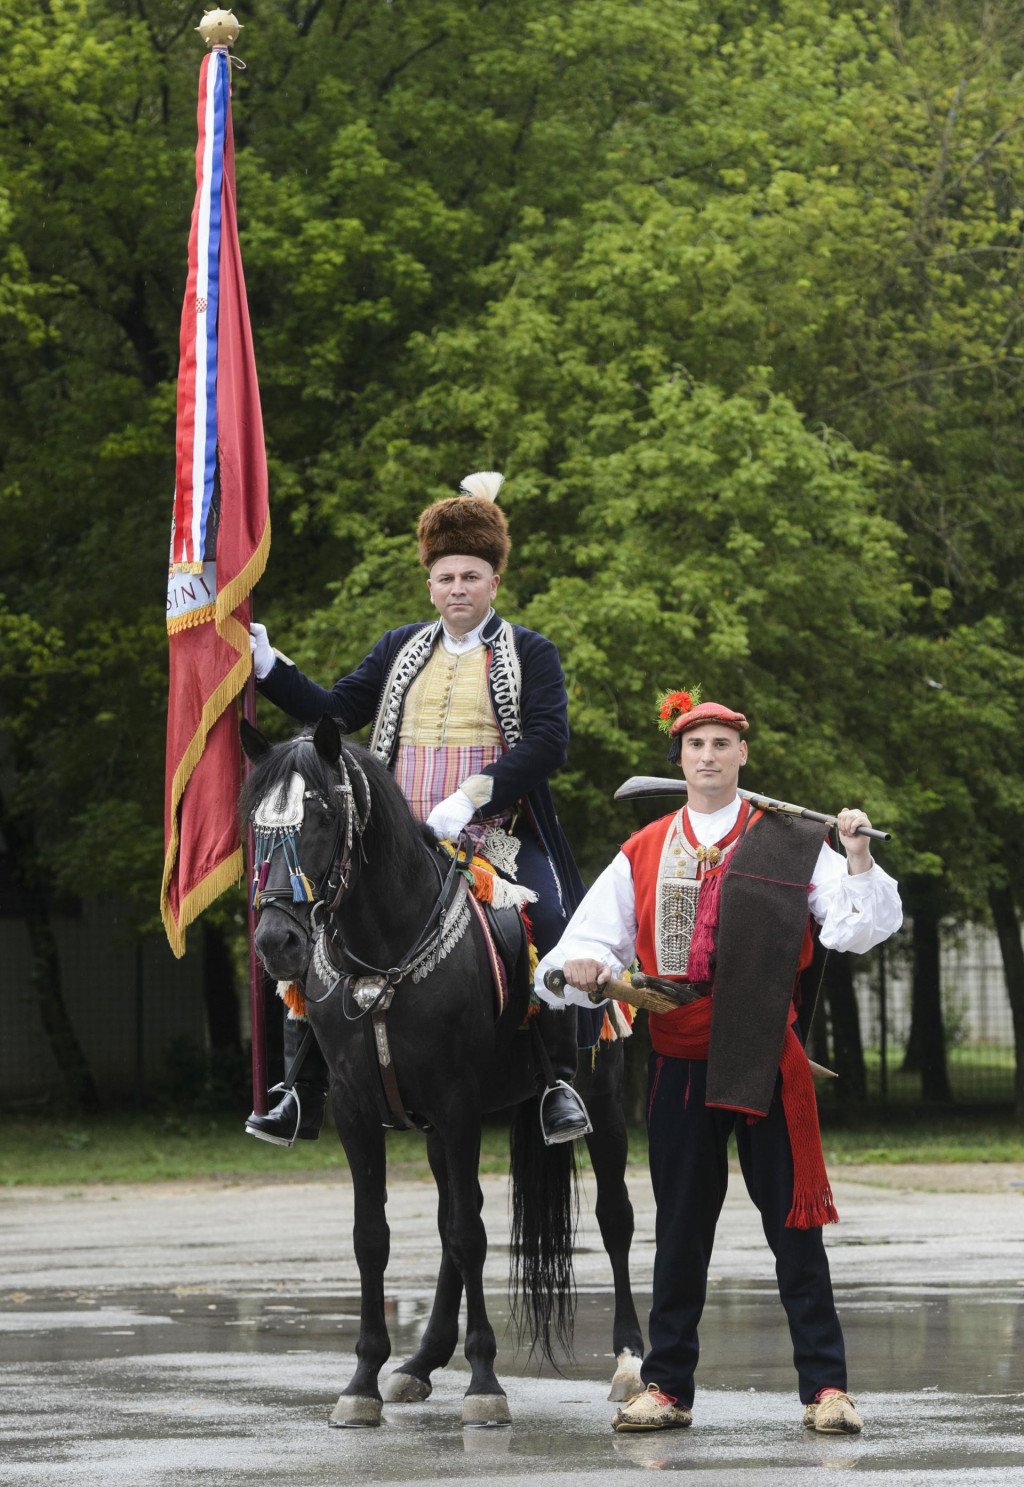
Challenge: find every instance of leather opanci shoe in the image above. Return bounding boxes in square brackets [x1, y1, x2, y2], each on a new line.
[612, 1383, 692, 1433]
[802, 1389, 863, 1434]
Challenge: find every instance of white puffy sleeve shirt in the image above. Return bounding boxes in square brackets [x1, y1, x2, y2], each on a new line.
[534, 841, 903, 1010]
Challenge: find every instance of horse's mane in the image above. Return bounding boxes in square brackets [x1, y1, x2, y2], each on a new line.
[240, 731, 437, 878]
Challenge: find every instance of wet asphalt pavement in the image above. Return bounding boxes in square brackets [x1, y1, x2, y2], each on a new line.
[1, 1164, 1023, 1485]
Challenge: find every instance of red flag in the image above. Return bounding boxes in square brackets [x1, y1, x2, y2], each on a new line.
[161, 49, 269, 957]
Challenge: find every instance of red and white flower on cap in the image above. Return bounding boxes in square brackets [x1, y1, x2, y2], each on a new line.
[656, 685, 749, 737]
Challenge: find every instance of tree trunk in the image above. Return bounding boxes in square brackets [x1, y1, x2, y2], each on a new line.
[902, 879, 953, 1103]
[820, 950, 867, 1102]
[23, 898, 100, 1112]
[0, 788, 99, 1113]
[202, 922, 242, 1053]
[988, 885, 1024, 1124]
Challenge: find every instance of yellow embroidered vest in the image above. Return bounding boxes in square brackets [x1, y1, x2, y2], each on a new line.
[398, 644, 501, 748]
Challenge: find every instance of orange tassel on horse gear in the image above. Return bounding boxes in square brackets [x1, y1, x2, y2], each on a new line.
[470, 862, 495, 903]
[278, 981, 308, 1020]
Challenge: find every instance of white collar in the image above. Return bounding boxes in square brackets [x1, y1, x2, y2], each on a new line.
[440, 608, 494, 654]
[683, 795, 742, 845]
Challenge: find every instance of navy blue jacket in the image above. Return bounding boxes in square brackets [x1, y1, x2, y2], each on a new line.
[257, 612, 586, 918]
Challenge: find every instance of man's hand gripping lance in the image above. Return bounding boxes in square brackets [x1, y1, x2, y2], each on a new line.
[612, 778, 892, 842]
[543, 967, 704, 1016]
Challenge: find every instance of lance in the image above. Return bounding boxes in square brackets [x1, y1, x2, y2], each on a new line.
[613, 777, 891, 842]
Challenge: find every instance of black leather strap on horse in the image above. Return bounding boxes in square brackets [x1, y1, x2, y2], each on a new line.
[319, 841, 475, 1132]
[281, 1024, 316, 1091]
[334, 837, 471, 985]
[528, 1016, 557, 1089]
[358, 989, 430, 1132]
[706, 813, 826, 1116]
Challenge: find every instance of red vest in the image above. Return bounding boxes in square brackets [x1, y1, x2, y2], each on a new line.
[620, 809, 815, 990]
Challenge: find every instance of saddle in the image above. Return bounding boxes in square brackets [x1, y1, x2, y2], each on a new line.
[466, 892, 533, 1025]
[436, 841, 537, 1024]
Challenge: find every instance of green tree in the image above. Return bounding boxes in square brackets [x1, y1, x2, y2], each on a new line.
[3, 0, 1023, 1115]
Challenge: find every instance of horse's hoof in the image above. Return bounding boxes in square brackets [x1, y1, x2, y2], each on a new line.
[329, 1395, 383, 1428]
[608, 1349, 644, 1402]
[462, 1392, 512, 1427]
[383, 1371, 432, 1404]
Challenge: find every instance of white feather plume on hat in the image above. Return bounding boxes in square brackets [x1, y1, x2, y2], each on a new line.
[459, 471, 504, 502]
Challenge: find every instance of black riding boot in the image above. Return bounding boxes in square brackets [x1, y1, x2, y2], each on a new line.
[532, 1003, 592, 1145]
[245, 1016, 329, 1147]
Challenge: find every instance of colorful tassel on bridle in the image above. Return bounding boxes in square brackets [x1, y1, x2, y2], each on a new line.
[289, 871, 315, 903]
[251, 858, 271, 909]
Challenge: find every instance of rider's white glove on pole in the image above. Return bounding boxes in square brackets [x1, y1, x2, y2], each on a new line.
[249, 622, 276, 680]
[425, 790, 476, 842]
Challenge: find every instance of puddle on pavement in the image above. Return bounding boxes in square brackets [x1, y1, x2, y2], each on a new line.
[1, 1281, 1022, 1396]
[2, 1284, 1022, 1483]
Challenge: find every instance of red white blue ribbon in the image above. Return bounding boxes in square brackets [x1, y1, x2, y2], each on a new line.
[170, 48, 229, 573]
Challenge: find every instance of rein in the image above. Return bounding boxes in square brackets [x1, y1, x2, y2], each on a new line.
[308, 842, 470, 1008]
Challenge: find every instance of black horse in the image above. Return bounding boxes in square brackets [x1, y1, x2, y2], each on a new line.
[242, 717, 643, 1426]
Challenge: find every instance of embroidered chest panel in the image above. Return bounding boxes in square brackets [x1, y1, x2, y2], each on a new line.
[653, 812, 742, 975]
[398, 645, 500, 747]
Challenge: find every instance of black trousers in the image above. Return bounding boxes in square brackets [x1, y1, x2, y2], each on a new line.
[641, 1051, 847, 1408]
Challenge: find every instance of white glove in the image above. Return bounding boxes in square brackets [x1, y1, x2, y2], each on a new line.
[249, 621, 276, 680]
[425, 789, 476, 841]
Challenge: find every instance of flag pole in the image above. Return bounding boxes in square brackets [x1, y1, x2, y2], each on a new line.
[242, 662, 267, 1114]
[192, 7, 266, 1111]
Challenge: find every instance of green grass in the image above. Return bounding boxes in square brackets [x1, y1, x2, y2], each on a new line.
[0, 1113, 504, 1188]
[0, 1109, 1020, 1187]
[818, 1115, 1024, 1166]
[857, 1046, 1017, 1106]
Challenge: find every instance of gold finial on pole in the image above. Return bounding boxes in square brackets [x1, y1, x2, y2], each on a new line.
[196, 8, 242, 48]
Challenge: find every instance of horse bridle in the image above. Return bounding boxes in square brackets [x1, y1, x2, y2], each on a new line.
[309, 836, 470, 1009]
[253, 748, 373, 939]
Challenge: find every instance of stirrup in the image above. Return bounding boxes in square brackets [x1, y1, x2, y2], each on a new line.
[538, 1079, 593, 1146]
[244, 1082, 303, 1149]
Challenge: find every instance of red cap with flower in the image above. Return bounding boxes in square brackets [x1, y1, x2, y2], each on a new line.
[657, 685, 748, 737]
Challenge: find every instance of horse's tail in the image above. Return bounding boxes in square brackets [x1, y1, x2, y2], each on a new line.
[507, 1100, 578, 1365]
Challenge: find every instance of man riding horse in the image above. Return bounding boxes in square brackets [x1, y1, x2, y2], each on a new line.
[245, 470, 593, 1146]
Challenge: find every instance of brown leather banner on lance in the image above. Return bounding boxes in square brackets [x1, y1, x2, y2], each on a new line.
[612, 777, 892, 842]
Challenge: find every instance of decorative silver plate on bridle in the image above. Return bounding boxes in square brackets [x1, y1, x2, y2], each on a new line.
[352, 976, 392, 1011]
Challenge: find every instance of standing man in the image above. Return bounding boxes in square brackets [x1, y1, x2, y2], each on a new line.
[535, 691, 903, 1435]
[246, 471, 592, 1146]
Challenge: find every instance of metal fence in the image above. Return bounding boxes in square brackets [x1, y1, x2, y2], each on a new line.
[850, 924, 1017, 1106]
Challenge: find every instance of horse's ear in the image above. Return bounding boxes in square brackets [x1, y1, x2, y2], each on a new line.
[313, 715, 342, 765]
[240, 718, 271, 762]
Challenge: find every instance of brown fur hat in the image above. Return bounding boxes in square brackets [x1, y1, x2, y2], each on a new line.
[417, 472, 510, 571]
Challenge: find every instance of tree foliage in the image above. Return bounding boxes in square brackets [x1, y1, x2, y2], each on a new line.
[2, 1, 1023, 1097]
